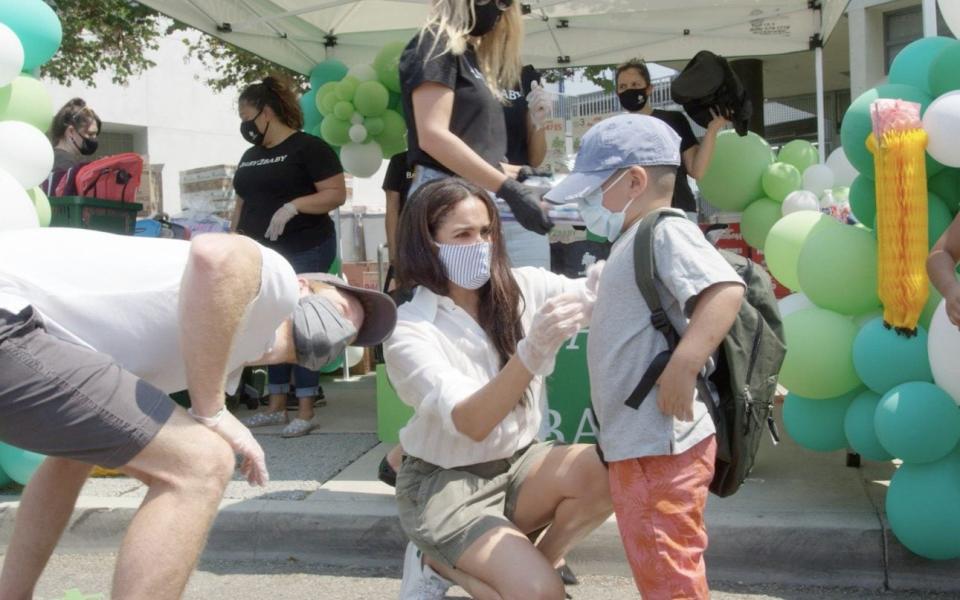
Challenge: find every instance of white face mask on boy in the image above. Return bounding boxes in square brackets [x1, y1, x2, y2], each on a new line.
[575, 170, 635, 243]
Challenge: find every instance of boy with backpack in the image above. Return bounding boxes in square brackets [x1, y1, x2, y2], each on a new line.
[545, 114, 750, 599]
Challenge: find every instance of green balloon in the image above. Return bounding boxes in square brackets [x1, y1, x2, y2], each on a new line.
[779, 307, 862, 399]
[797, 223, 880, 316]
[335, 76, 360, 102]
[309, 59, 348, 90]
[373, 41, 407, 93]
[889, 36, 957, 95]
[0, 75, 53, 132]
[333, 101, 355, 121]
[26, 186, 50, 227]
[832, 186, 850, 204]
[929, 191, 953, 249]
[698, 130, 774, 212]
[354, 81, 389, 117]
[376, 109, 406, 145]
[929, 168, 960, 214]
[928, 42, 960, 98]
[849, 174, 876, 226]
[0, 0, 62, 71]
[765, 211, 837, 291]
[844, 390, 894, 461]
[761, 162, 802, 203]
[0, 442, 44, 486]
[777, 140, 819, 174]
[876, 382, 960, 464]
[886, 450, 960, 560]
[783, 390, 859, 452]
[318, 91, 339, 117]
[364, 116, 385, 137]
[740, 198, 782, 250]
[840, 84, 935, 180]
[300, 89, 321, 132]
[853, 318, 932, 395]
[320, 116, 351, 147]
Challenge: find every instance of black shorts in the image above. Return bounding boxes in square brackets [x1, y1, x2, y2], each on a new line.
[0, 306, 174, 468]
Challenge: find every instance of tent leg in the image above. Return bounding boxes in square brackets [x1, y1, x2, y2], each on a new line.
[922, 0, 938, 37]
[815, 46, 826, 163]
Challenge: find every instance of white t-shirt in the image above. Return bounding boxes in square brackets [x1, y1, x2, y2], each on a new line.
[0, 228, 299, 394]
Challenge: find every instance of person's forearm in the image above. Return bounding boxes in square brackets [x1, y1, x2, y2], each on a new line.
[451, 354, 535, 442]
[179, 234, 263, 417]
[689, 128, 721, 180]
[928, 248, 960, 298]
[669, 283, 744, 375]
[290, 187, 346, 215]
[421, 128, 507, 192]
[230, 196, 244, 232]
[527, 126, 547, 168]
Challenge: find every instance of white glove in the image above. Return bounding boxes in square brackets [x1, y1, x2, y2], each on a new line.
[517, 293, 589, 376]
[264, 202, 298, 242]
[203, 410, 270, 487]
[526, 81, 553, 131]
[578, 260, 605, 325]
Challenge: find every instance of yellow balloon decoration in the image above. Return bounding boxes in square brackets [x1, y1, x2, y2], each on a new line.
[867, 99, 929, 336]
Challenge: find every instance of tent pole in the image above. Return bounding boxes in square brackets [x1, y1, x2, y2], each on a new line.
[815, 45, 826, 163]
[922, 0, 937, 37]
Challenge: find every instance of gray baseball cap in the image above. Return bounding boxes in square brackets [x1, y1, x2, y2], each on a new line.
[544, 113, 682, 204]
[299, 272, 397, 346]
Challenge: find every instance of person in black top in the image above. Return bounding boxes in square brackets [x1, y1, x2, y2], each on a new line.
[502, 65, 548, 171]
[382, 151, 415, 270]
[45, 98, 101, 192]
[615, 58, 728, 216]
[398, 0, 552, 237]
[232, 76, 346, 438]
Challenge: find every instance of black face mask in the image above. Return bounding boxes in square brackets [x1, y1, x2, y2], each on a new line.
[72, 132, 98, 156]
[470, 2, 503, 37]
[618, 89, 649, 113]
[240, 109, 269, 146]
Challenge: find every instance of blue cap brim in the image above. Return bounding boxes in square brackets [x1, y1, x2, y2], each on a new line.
[543, 169, 616, 205]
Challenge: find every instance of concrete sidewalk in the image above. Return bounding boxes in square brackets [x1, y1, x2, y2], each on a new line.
[0, 373, 957, 593]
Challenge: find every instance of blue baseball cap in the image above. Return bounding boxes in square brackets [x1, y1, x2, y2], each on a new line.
[544, 114, 682, 204]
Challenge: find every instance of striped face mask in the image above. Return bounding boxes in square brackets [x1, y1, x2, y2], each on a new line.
[436, 241, 492, 290]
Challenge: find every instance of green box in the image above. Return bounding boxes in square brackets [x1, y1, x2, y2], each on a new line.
[376, 364, 413, 444]
[544, 329, 597, 444]
[49, 196, 142, 235]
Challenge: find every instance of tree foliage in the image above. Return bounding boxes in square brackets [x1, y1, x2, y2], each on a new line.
[541, 65, 617, 93]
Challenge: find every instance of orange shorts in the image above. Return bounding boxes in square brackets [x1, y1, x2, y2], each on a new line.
[607, 435, 717, 600]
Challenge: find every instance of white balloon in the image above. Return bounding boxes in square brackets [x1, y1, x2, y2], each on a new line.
[0, 167, 39, 232]
[346, 346, 365, 368]
[940, 0, 960, 38]
[778, 293, 814, 319]
[923, 91, 960, 168]
[347, 64, 378, 83]
[781, 190, 820, 216]
[825, 147, 858, 187]
[0, 23, 25, 88]
[929, 300, 960, 406]
[0, 121, 54, 188]
[340, 141, 383, 178]
[802, 163, 835, 196]
[349, 123, 368, 144]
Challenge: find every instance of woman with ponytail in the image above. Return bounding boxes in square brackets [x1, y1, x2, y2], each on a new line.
[49, 98, 101, 172]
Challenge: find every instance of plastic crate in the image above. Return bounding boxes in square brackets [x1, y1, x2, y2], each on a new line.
[49, 196, 143, 235]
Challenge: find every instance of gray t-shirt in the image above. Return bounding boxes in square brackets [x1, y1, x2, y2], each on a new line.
[587, 210, 744, 462]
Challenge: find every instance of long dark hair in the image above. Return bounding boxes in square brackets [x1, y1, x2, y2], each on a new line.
[50, 98, 101, 144]
[396, 177, 524, 366]
[238, 75, 303, 130]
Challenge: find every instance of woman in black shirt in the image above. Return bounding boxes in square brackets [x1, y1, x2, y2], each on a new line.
[232, 76, 346, 438]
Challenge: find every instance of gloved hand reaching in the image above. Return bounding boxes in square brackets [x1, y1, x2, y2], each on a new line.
[206, 410, 270, 487]
[517, 293, 590, 376]
[264, 202, 298, 242]
[497, 178, 554, 235]
[578, 260, 605, 325]
[526, 81, 553, 131]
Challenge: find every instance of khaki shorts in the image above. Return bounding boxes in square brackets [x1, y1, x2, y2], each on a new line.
[395, 441, 556, 569]
[0, 306, 174, 468]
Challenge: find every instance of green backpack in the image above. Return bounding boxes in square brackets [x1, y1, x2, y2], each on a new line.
[627, 208, 787, 497]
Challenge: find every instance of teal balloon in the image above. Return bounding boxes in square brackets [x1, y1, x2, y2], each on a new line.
[876, 382, 960, 464]
[0, 466, 11, 489]
[0, 443, 45, 485]
[320, 116, 351, 147]
[928, 168, 960, 215]
[844, 390, 894, 461]
[849, 174, 876, 226]
[354, 81, 389, 117]
[309, 59, 348, 90]
[797, 223, 880, 316]
[740, 198, 782, 250]
[928, 192, 952, 250]
[300, 89, 321, 132]
[779, 307, 862, 399]
[886, 450, 960, 559]
[373, 41, 406, 93]
[698, 130, 774, 211]
[388, 91, 402, 112]
[333, 101, 355, 121]
[783, 390, 859, 452]
[921, 282, 943, 330]
[335, 76, 360, 102]
[364, 116, 384, 137]
[0, 0, 62, 71]
[309, 123, 323, 139]
[853, 318, 933, 395]
[840, 84, 934, 179]
[928, 42, 960, 98]
[0, 74, 53, 132]
[761, 162, 802, 203]
[889, 36, 957, 95]
[777, 140, 819, 174]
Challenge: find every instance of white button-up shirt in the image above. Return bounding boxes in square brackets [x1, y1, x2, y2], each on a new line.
[384, 267, 585, 468]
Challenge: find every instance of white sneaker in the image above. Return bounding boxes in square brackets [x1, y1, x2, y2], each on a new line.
[398, 541, 453, 600]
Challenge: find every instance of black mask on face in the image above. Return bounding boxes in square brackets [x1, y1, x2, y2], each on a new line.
[470, 1, 503, 37]
[72, 131, 98, 156]
[618, 88, 649, 113]
[240, 108, 269, 145]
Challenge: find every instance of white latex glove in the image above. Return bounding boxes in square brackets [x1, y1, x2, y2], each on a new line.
[264, 202, 298, 242]
[526, 81, 553, 131]
[207, 411, 270, 487]
[517, 293, 588, 376]
[578, 260, 605, 325]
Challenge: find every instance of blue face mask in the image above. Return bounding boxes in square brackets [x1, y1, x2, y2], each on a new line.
[576, 171, 635, 242]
